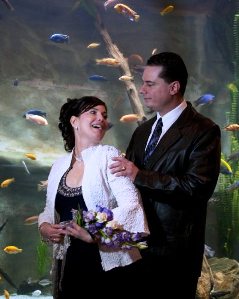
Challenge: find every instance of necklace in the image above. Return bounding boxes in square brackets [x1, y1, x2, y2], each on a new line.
[74, 154, 83, 163]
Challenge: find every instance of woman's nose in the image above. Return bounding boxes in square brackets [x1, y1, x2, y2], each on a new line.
[97, 114, 104, 121]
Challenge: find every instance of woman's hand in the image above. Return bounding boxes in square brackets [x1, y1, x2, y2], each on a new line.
[39, 222, 65, 244]
[65, 221, 95, 243]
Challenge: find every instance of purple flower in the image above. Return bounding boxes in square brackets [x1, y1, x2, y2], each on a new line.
[83, 210, 96, 222]
[72, 206, 147, 250]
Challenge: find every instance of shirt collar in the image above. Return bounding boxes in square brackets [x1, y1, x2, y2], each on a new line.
[156, 100, 187, 132]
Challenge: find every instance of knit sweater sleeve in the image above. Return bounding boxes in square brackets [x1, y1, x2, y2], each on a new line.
[105, 146, 149, 234]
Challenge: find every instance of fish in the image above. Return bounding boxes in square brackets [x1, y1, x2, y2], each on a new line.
[25, 153, 37, 160]
[160, 5, 174, 16]
[49, 33, 69, 43]
[87, 42, 100, 48]
[220, 165, 232, 175]
[32, 290, 41, 296]
[152, 48, 158, 55]
[224, 123, 239, 131]
[95, 58, 120, 67]
[4, 289, 10, 299]
[120, 113, 141, 123]
[107, 122, 114, 130]
[13, 79, 19, 86]
[210, 290, 231, 298]
[194, 93, 215, 106]
[25, 114, 48, 125]
[104, 0, 119, 10]
[204, 244, 215, 258]
[22, 160, 30, 175]
[227, 151, 239, 161]
[23, 109, 47, 118]
[1, 178, 15, 188]
[38, 278, 52, 287]
[27, 277, 38, 284]
[4, 245, 22, 254]
[0, 219, 8, 234]
[37, 180, 48, 191]
[88, 75, 108, 81]
[226, 181, 239, 192]
[1, 0, 14, 11]
[119, 75, 134, 81]
[24, 215, 39, 225]
[128, 54, 144, 66]
[220, 158, 232, 175]
[208, 196, 219, 203]
[227, 83, 238, 93]
[114, 4, 140, 22]
[132, 64, 145, 75]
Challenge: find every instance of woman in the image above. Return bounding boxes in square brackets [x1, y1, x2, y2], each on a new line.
[38, 96, 149, 298]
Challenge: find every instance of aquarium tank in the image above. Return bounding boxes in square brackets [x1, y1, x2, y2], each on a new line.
[0, 0, 239, 298]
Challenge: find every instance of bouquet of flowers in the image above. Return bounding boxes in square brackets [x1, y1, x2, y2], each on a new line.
[71, 205, 148, 250]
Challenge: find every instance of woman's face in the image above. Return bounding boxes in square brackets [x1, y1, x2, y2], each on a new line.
[72, 104, 109, 144]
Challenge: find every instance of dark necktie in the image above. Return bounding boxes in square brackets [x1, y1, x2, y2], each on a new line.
[144, 118, 163, 164]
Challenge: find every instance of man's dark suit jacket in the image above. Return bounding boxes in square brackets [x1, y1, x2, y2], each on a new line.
[126, 101, 221, 276]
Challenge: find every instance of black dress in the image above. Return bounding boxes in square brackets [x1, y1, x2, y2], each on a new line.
[54, 169, 104, 299]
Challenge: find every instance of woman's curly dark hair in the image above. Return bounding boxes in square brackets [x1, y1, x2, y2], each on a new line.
[58, 96, 107, 152]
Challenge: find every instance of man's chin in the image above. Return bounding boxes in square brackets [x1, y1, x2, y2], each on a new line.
[144, 102, 153, 109]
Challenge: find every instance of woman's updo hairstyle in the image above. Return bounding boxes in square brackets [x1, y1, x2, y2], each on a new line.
[58, 96, 107, 152]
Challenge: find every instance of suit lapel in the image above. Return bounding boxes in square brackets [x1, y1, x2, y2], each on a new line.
[146, 126, 182, 165]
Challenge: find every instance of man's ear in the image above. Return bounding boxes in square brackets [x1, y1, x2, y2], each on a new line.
[169, 81, 180, 95]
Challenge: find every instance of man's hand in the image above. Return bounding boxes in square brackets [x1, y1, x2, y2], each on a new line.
[109, 156, 139, 182]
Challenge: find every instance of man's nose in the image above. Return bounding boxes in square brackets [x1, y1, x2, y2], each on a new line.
[139, 85, 146, 94]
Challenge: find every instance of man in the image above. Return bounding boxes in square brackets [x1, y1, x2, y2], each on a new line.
[110, 52, 221, 298]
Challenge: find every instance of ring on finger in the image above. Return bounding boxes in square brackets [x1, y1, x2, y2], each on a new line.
[121, 166, 126, 171]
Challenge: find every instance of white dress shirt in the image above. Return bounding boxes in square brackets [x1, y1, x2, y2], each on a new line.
[146, 100, 187, 148]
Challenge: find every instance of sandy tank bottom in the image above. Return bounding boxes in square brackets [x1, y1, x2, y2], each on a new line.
[0, 296, 53, 299]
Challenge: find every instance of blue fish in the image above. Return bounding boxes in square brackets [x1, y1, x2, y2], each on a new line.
[49, 33, 69, 43]
[132, 64, 145, 75]
[194, 93, 215, 106]
[220, 165, 232, 175]
[227, 151, 239, 161]
[204, 244, 215, 258]
[226, 180, 239, 192]
[107, 122, 114, 130]
[1, 0, 14, 11]
[210, 290, 231, 298]
[23, 109, 47, 118]
[13, 79, 19, 86]
[88, 75, 108, 81]
[0, 219, 8, 234]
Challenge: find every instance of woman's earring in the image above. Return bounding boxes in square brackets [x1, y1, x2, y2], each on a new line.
[75, 126, 78, 130]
